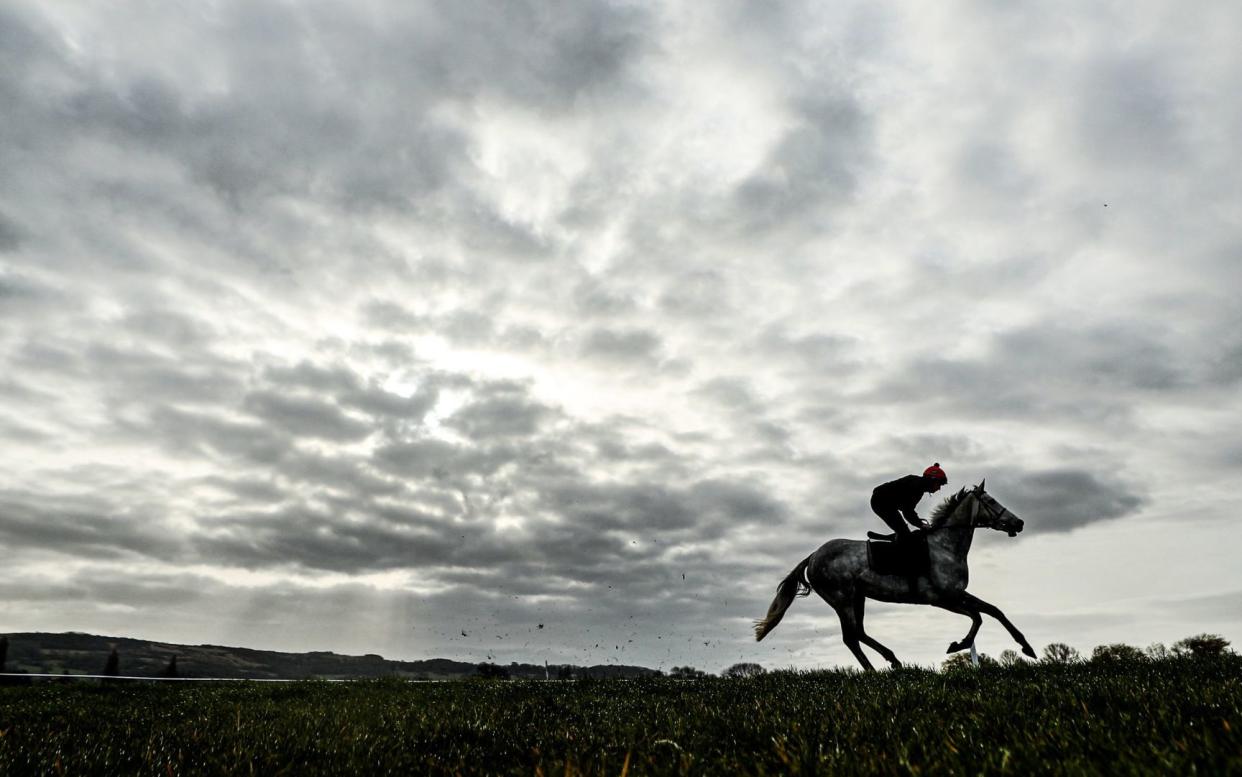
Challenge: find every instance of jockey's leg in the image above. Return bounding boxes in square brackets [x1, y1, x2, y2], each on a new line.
[870, 499, 909, 541]
[871, 500, 919, 591]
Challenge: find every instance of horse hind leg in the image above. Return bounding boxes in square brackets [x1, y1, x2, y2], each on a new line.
[829, 600, 875, 672]
[853, 592, 901, 668]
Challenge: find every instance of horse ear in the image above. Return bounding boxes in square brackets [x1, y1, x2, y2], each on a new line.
[977, 479, 985, 492]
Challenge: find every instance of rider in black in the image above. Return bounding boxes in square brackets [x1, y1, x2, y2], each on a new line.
[871, 463, 948, 541]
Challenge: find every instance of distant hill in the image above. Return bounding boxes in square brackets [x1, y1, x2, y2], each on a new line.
[1, 632, 661, 681]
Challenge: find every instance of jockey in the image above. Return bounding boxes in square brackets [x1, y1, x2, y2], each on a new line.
[871, 463, 948, 541]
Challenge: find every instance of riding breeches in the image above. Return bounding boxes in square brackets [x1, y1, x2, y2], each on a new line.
[870, 496, 910, 537]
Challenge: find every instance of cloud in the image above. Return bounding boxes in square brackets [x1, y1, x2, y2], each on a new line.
[2, 0, 1240, 670]
[985, 468, 1146, 535]
[1153, 590, 1242, 622]
[579, 326, 659, 358]
[869, 321, 1190, 427]
[242, 391, 373, 442]
[0, 210, 22, 252]
[0, 490, 183, 562]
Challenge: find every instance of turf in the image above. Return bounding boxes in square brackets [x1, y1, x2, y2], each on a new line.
[1, 657, 1239, 775]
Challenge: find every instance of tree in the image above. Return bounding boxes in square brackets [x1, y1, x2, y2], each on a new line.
[1172, 634, 1231, 658]
[998, 649, 1026, 667]
[103, 647, 120, 676]
[1041, 643, 1080, 664]
[1091, 644, 1145, 664]
[942, 652, 995, 670]
[669, 666, 708, 679]
[0, 636, 30, 686]
[161, 655, 179, 678]
[474, 662, 510, 680]
[1145, 642, 1170, 660]
[723, 662, 765, 678]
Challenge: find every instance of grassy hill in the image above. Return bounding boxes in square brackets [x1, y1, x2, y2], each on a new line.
[1, 657, 1239, 774]
[1, 632, 658, 680]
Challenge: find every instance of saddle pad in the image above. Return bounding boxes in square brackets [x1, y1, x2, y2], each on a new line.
[867, 532, 930, 577]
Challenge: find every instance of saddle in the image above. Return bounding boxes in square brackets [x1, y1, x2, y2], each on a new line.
[866, 531, 930, 577]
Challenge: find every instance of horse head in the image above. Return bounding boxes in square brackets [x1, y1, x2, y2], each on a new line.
[971, 481, 1024, 537]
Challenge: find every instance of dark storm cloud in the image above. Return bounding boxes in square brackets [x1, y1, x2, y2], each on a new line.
[985, 467, 1145, 534]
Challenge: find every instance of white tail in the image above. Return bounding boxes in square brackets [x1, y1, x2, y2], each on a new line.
[753, 557, 812, 641]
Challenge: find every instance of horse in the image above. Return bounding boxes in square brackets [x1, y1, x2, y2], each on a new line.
[754, 481, 1037, 670]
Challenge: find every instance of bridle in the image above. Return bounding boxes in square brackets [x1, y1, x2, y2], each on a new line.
[970, 490, 1020, 536]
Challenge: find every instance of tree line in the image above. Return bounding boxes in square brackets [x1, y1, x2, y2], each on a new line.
[0, 637, 179, 684]
[5, 634, 1229, 684]
[941, 633, 1231, 670]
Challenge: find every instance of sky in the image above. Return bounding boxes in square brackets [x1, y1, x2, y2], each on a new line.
[2, 0, 1240, 673]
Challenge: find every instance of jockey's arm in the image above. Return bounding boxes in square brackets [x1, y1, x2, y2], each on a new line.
[903, 510, 928, 528]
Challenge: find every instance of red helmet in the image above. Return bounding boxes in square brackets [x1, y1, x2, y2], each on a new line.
[923, 463, 947, 483]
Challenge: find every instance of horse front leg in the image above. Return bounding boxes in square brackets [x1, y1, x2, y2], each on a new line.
[932, 597, 983, 654]
[961, 592, 1037, 658]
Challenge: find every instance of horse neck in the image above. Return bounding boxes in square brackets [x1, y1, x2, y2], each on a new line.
[929, 496, 976, 560]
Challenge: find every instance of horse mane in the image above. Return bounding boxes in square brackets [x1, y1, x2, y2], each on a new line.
[929, 487, 970, 529]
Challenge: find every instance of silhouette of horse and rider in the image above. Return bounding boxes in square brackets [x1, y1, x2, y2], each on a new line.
[755, 463, 1037, 670]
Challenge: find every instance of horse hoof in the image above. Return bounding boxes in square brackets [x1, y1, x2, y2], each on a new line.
[947, 642, 964, 654]
[1022, 645, 1037, 658]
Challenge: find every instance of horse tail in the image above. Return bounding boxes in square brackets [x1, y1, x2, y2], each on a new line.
[753, 555, 813, 641]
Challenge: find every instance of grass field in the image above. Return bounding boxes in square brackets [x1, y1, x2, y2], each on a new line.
[2, 657, 1239, 775]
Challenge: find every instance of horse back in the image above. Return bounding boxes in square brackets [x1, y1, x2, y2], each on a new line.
[806, 538, 869, 590]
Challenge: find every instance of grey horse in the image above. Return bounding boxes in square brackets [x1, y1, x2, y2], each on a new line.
[754, 481, 1036, 670]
